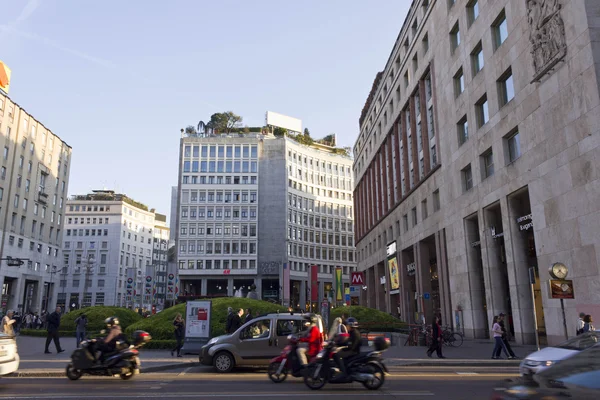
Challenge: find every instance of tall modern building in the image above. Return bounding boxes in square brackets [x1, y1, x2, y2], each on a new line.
[175, 127, 356, 308]
[151, 214, 170, 305]
[0, 92, 72, 314]
[353, 0, 600, 345]
[62, 190, 164, 309]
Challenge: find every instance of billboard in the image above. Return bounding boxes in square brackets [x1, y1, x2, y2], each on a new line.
[388, 257, 400, 290]
[185, 300, 212, 339]
[0, 61, 11, 94]
[266, 111, 302, 133]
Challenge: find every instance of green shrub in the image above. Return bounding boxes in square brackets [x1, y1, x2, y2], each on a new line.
[330, 306, 406, 332]
[20, 329, 76, 337]
[125, 298, 284, 340]
[60, 306, 142, 335]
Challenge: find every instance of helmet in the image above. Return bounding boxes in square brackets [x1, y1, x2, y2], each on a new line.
[105, 316, 120, 328]
[346, 317, 358, 328]
[304, 314, 318, 327]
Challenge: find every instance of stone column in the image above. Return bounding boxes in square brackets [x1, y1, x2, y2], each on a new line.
[435, 230, 452, 327]
[200, 279, 207, 296]
[227, 278, 234, 297]
[503, 196, 536, 344]
[319, 280, 325, 304]
[416, 242, 433, 324]
[401, 249, 416, 323]
[464, 217, 488, 338]
[299, 280, 306, 310]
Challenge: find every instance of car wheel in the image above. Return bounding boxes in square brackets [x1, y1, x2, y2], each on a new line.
[213, 351, 234, 373]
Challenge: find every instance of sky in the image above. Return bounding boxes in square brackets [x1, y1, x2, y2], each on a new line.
[1, 0, 410, 221]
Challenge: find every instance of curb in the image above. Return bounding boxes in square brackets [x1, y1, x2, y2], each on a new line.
[387, 359, 521, 367]
[7, 362, 202, 378]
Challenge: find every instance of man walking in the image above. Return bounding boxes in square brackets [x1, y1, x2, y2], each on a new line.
[45, 306, 64, 354]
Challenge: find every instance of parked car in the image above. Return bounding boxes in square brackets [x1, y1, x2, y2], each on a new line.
[200, 312, 324, 373]
[492, 343, 600, 399]
[519, 331, 600, 377]
[0, 332, 20, 376]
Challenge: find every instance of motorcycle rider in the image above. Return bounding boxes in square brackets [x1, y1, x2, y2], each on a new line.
[297, 315, 322, 366]
[97, 317, 124, 362]
[334, 317, 361, 381]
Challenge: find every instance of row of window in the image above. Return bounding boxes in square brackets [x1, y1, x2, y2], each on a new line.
[182, 175, 258, 185]
[288, 262, 356, 275]
[288, 227, 355, 247]
[57, 292, 104, 307]
[180, 223, 257, 237]
[65, 228, 109, 237]
[7, 235, 60, 257]
[183, 160, 258, 174]
[181, 190, 257, 204]
[288, 179, 353, 201]
[179, 240, 257, 255]
[288, 212, 354, 232]
[7, 213, 61, 244]
[288, 194, 354, 219]
[64, 241, 109, 249]
[180, 206, 257, 220]
[289, 165, 352, 191]
[288, 151, 352, 177]
[288, 244, 355, 262]
[67, 217, 110, 225]
[179, 259, 257, 270]
[183, 144, 258, 159]
[68, 204, 111, 212]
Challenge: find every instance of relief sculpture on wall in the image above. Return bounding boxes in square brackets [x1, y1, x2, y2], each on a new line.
[527, 0, 567, 82]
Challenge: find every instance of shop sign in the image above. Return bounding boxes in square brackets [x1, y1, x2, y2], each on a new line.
[491, 227, 504, 239]
[406, 263, 416, 276]
[517, 214, 534, 231]
[549, 279, 575, 299]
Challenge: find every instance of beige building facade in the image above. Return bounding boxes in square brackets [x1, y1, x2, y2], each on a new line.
[353, 0, 600, 345]
[0, 93, 72, 314]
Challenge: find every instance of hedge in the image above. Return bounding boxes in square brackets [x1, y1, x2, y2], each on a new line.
[20, 329, 76, 337]
[125, 298, 284, 340]
[60, 306, 142, 333]
[330, 306, 406, 332]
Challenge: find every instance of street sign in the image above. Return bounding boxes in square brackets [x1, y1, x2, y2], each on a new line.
[345, 294, 350, 305]
[423, 292, 431, 300]
[146, 276, 152, 283]
[168, 273, 175, 280]
[127, 277, 133, 284]
[351, 272, 364, 286]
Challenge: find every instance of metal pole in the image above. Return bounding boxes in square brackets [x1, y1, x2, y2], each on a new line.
[531, 282, 540, 351]
[560, 299, 568, 340]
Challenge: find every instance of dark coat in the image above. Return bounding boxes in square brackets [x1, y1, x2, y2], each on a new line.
[47, 312, 61, 332]
[229, 314, 242, 333]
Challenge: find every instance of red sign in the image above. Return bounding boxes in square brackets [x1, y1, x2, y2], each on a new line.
[197, 308, 208, 321]
[351, 272, 365, 286]
[310, 265, 318, 302]
[223, 269, 231, 275]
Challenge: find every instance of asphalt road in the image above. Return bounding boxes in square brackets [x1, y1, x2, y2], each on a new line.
[0, 366, 518, 399]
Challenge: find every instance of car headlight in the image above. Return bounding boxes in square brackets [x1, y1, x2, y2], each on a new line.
[207, 337, 218, 346]
[544, 360, 557, 367]
[524, 359, 543, 366]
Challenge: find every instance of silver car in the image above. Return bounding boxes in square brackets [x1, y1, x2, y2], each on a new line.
[200, 312, 324, 373]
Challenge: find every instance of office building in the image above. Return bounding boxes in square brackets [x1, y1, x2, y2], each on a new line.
[353, 0, 600, 345]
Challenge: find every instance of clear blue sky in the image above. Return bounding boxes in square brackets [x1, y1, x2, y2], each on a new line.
[1, 0, 410, 220]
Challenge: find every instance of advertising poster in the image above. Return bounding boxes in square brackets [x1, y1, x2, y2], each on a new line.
[310, 265, 318, 302]
[388, 257, 400, 290]
[185, 300, 212, 339]
[335, 267, 343, 301]
[549, 280, 575, 299]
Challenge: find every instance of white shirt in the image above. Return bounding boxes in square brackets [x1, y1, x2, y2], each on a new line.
[577, 318, 585, 332]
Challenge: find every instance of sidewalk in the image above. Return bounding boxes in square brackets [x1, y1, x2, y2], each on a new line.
[11, 335, 538, 377]
[11, 335, 199, 377]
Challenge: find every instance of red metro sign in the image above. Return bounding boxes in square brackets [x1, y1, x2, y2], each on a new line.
[351, 272, 365, 286]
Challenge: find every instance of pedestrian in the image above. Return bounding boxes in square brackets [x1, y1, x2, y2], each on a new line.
[491, 316, 509, 359]
[74, 314, 88, 348]
[45, 306, 64, 354]
[576, 312, 586, 335]
[426, 315, 445, 359]
[498, 313, 517, 359]
[583, 315, 595, 332]
[225, 307, 234, 334]
[230, 309, 243, 333]
[171, 313, 185, 357]
[13, 312, 21, 335]
[244, 308, 253, 324]
[1, 310, 16, 335]
[25, 313, 33, 329]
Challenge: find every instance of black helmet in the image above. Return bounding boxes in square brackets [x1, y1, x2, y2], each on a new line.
[346, 317, 358, 328]
[105, 316, 120, 328]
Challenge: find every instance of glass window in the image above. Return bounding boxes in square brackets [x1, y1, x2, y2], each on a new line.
[450, 22, 460, 53]
[471, 41, 484, 75]
[498, 68, 515, 106]
[467, 0, 479, 26]
[476, 95, 489, 128]
[251, 145, 258, 158]
[454, 68, 465, 97]
[462, 164, 473, 191]
[493, 10, 508, 50]
[276, 319, 308, 336]
[240, 319, 272, 340]
[457, 116, 469, 145]
[481, 149, 494, 179]
[507, 130, 521, 163]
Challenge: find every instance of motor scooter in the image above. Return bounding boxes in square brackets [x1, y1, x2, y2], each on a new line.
[268, 334, 307, 382]
[66, 330, 151, 381]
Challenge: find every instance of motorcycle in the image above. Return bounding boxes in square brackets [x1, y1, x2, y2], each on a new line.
[268, 334, 306, 382]
[303, 321, 390, 391]
[66, 330, 151, 381]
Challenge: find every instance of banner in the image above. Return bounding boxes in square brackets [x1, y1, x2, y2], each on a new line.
[335, 267, 343, 301]
[310, 265, 318, 302]
[283, 262, 290, 306]
[185, 300, 212, 339]
[388, 257, 400, 290]
[126, 268, 135, 303]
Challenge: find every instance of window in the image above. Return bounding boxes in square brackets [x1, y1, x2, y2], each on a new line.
[450, 22, 460, 54]
[3, 146, 8, 160]
[462, 164, 473, 192]
[411, 207, 417, 226]
[421, 199, 428, 219]
[454, 68, 465, 97]
[457, 116, 469, 145]
[433, 189, 441, 211]
[241, 319, 272, 340]
[467, 0, 479, 26]
[476, 95, 489, 128]
[422, 33, 429, 53]
[403, 214, 409, 232]
[498, 68, 514, 107]
[471, 41, 484, 75]
[492, 9, 508, 50]
[506, 130, 522, 163]
[481, 149, 494, 179]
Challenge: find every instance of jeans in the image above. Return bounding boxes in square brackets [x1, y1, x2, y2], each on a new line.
[492, 337, 509, 358]
[76, 331, 86, 348]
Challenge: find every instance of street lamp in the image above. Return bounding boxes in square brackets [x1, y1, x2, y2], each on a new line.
[45, 266, 58, 312]
[81, 254, 96, 308]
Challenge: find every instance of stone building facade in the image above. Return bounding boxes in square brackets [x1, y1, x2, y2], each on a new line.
[353, 0, 600, 345]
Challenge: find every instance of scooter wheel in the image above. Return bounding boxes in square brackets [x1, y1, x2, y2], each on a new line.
[303, 364, 326, 390]
[267, 362, 288, 383]
[120, 366, 135, 380]
[66, 364, 82, 381]
[361, 363, 385, 390]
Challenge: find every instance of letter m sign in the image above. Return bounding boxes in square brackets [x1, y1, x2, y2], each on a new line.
[351, 272, 364, 286]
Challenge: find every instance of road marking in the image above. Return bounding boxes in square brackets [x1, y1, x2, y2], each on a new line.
[455, 372, 479, 375]
[149, 387, 161, 390]
[178, 367, 193, 376]
[0, 392, 435, 399]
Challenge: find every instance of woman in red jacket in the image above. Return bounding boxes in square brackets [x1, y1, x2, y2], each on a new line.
[297, 315, 322, 365]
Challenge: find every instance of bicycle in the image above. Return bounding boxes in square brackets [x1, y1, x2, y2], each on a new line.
[441, 326, 464, 347]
